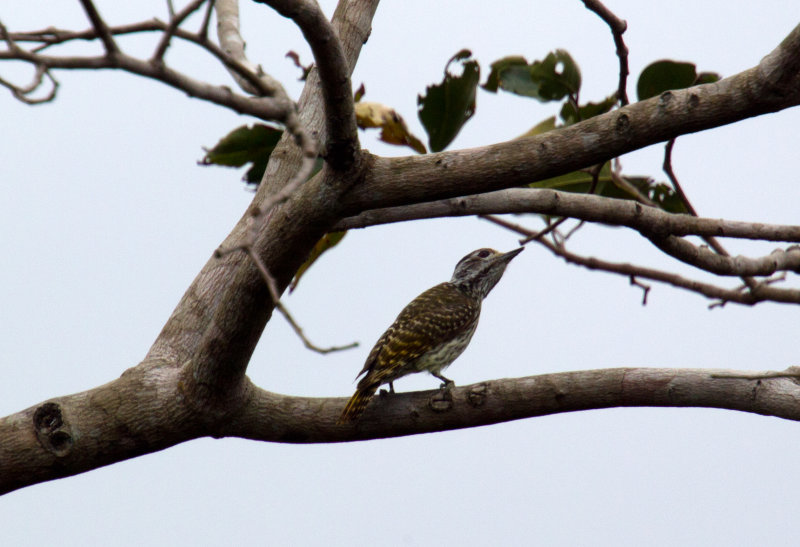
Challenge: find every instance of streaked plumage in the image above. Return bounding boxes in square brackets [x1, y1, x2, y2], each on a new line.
[338, 247, 523, 423]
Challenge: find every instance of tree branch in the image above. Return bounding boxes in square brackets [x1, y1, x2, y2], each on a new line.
[151, 0, 380, 399]
[214, 0, 320, 206]
[77, 0, 119, 55]
[215, 0, 284, 96]
[663, 138, 760, 292]
[256, 0, 359, 169]
[152, 0, 206, 62]
[220, 367, 800, 442]
[646, 235, 800, 277]
[5, 365, 800, 493]
[582, 0, 629, 106]
[334, 188, 800, 243]
[340, 22, 800, 214]
[479, 213, 800, 306]
[1, 10, 297, 120]
[337, 189, 800, 303]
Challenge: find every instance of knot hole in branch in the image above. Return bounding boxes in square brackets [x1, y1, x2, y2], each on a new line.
[33, 402, 74, 457]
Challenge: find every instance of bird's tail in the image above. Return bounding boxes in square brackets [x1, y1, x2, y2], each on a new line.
[338, 386, 378, 424]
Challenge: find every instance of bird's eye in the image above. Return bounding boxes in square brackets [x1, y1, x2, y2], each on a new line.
[477, 250, 491, 258]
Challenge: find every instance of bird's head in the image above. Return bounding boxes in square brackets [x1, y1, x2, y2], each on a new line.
[450, 247, 523, 299]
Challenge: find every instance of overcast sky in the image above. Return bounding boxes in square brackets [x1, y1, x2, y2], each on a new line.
[2, 1, 800, 545]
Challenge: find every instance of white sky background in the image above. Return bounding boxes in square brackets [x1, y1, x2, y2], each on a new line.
[2, 0, 799, 545]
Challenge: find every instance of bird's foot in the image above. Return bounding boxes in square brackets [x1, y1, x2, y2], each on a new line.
[439, 380, 455, 391]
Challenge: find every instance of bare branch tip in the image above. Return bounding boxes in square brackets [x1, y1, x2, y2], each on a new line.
[629, 276, 651, 305]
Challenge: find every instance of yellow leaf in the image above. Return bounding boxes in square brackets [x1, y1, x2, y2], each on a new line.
[355, 102, 427, 154]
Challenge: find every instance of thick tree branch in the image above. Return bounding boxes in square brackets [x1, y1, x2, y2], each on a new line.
[0, 361, 203, 495]
[223, 367, 800, 443]
[5, 365, 800, 493]
[340, 23, 800, 214]
[152, 0, 379, 400]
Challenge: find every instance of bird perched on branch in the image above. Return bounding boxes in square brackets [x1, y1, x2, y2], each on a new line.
[338, 247, 523, 423]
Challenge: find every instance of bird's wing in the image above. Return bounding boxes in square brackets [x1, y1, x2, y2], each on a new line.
[356, 283, 478, 387]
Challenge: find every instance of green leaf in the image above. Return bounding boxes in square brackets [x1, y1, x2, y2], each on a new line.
[201, 124, 283, 185]
[530, 163, 688, 214]
[695, 71, 721, 86]
[482, 56, 528, 93]
[560, 94, 617, 125]
[418, 49, 480, 152]
[518, 116, 557, 138]
[636, 61, 720, 101]
[244, 157, 269, 185]
[202, 124, 282, 167]
[290, 231, 347, 293]
[482, 50, 581, 102]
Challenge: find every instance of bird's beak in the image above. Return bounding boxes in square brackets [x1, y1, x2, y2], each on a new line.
[499, 247, 524, 262]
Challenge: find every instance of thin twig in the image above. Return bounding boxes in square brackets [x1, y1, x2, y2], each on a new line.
[152, 0, 207, 62]
[582, 0, 629, 106]
[520, 165, 601, 245]
[586, 162, 603, 195]
[480, 214, 798, 306]
[198, 0, 215, 40]
[663, 139, 759, 297]
[77, 0, 119, 55]
[0, 60, 58, 103]
[519, 216, 568, 244]
[663, 139, 696, 215]
[708, 272, 787, 309]
[9, 22, 163, 53]
[252, 247, 358, 354]
[214, 213, 357, 355]
[563, 219, 585, 241]
[277, 301, 359, 354]
[0, 22, 59, 102]
[629, 275, 651, 305]
[246, 246, 282, 303]
[4, 17, 286, 101]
